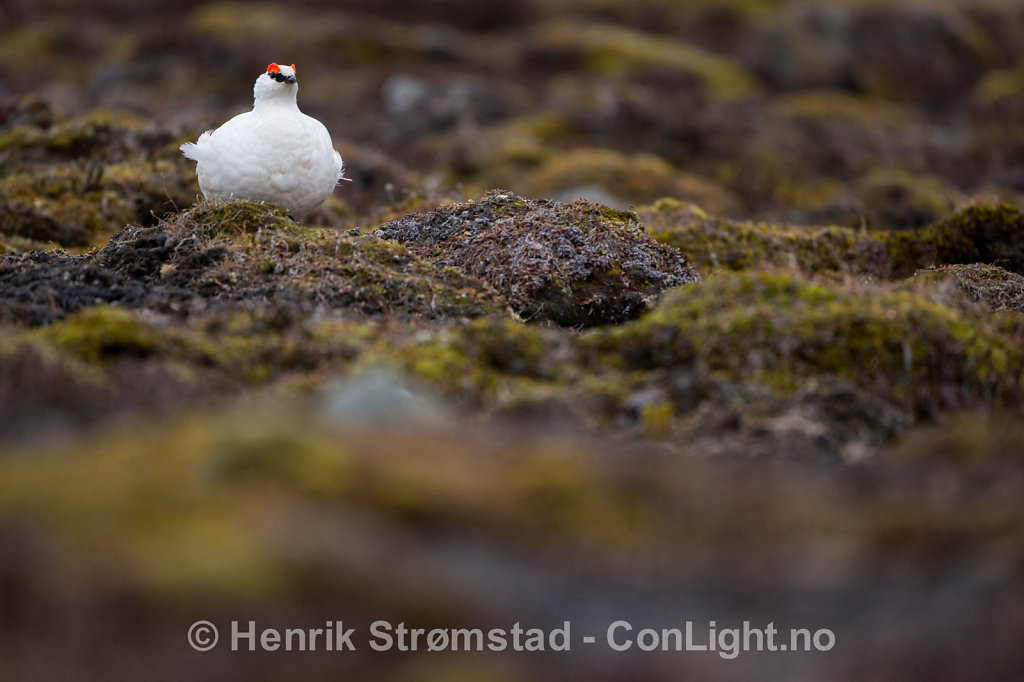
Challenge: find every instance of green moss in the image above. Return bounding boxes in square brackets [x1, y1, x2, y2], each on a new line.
[643, 200, 1024, 281]
[971, 64, 1024, 126]
[11, 303, 372, 399]
[768, 90, 914, 128]
[0, 167, 111, 246]
[731, 90, 926, 206]
[33, 306, 161, 364]
[0, 107, 155, 163]
[46, 110, 147, 155]
[0, 101, 199, 249]
[854, 169, 962, 231]
[0, 124, 45, 153]
[972, 65, 1024, 111]
[0, 21, 73, 78]
[885, 203, 1024, 277]
[367, 317, 573, 407]
[190, 3, 432, 66]
[640, 198, 886, 276]
[182, 200, 295, 235]
[529, 22, 760, 100]
[528, 147, 739, 210]
[0, 158, 195, 249]
[591, 270, 1024, 415]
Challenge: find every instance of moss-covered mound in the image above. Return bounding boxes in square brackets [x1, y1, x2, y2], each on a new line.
[0, 98, 196, 249]
[641, 198, 891, 276]
[0, 200, 506, 324]
[591, 270, 1024, 416]
[375, 191, 699, 326]
[886, 203, 1024, 277]
[526, 147, 740, 210]
[762, 4, 992, 107]
[644, 200, 1024, 280]
[911, 263, 1024, 314]
[0, 303, 380, 436]
[521, 21, 760, 100]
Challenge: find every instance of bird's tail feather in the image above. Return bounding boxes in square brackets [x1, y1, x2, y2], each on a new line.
[334, 150, 349, 183]
[180, 131, 212, 161]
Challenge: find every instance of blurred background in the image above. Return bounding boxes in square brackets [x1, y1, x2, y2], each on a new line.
[3, 0, 1024, 225]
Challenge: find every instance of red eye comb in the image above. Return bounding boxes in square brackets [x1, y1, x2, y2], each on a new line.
[290, 64, 296, 72]
[267, 63, 281, 74]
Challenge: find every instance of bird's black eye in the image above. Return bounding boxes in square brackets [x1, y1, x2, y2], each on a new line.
[269, 71, 296, 84]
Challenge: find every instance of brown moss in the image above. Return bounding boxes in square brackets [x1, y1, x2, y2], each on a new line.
[375, 191, 699, 326]
[910, 263, 1024, 314]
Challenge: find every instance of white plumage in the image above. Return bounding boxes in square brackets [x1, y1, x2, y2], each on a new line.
[181, 63, 344, 218]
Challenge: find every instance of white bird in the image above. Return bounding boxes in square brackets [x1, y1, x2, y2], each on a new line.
[180, 63, 344, 218]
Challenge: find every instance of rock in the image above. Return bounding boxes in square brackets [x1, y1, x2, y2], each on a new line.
[322, 366, 450, 426]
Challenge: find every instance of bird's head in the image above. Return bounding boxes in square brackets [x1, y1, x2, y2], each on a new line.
[254, 63, 298, 105]
[266, 62, 297, 84]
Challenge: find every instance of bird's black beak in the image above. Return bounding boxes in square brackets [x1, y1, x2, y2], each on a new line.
[269, 71, 297, 84]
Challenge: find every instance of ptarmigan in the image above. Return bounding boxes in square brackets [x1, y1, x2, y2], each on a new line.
[180, 63, 344, 218]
